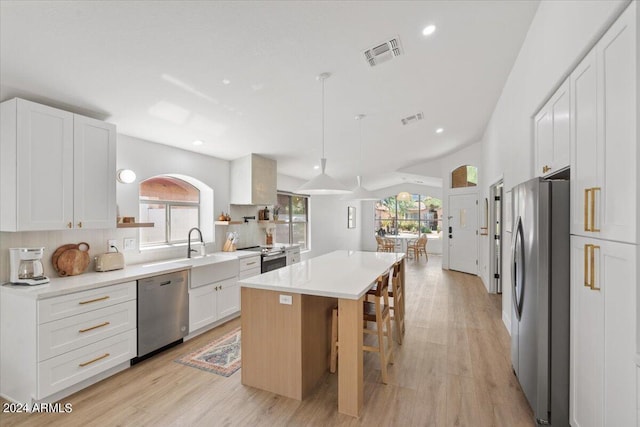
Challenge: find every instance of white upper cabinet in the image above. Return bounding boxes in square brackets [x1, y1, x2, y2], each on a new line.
[229, 153, 277, 205]
[570, 3, 637, 243]
[534, 78, 570, 177]
[0, 98, 116, 231]
[73, 114, 116, 229]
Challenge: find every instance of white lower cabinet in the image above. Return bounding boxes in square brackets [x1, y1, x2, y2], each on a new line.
[38, 330, 136, 399]
[570, 236, 637, 427]
[188, 277, 239, 333]
[0, 281, 137, 403]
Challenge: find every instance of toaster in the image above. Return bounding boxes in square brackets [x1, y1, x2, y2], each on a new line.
[94, 252, 125, 272]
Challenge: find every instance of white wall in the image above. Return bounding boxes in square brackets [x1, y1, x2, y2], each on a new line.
[478, 0, 630, 331]
[276, 173, 363, 259]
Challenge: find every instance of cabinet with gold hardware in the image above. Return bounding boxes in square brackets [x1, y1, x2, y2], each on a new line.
[570, 2, 637, 244]
[570, 236, 637, 427]
[534, 78, 570, 178]
[0, 98, 116, 232]
[0, 281, 136, 403]
[188, 276, 239, 334]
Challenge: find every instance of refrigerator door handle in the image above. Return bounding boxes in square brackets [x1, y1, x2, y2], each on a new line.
[511, 216, 525, 320]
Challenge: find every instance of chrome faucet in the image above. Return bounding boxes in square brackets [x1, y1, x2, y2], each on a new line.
[187, 227, 204, 258]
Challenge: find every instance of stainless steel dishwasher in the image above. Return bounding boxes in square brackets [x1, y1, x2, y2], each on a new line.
[136, 270, 189, 360]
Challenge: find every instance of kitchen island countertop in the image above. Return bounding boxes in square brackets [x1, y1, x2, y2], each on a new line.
[238, 249, 404, 299]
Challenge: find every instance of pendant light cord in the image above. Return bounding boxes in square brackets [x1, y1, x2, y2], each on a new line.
[321, 75, 325, 160]
[359, 116, 363, 175]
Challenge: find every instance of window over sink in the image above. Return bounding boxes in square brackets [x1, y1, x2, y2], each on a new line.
[139, 176, 200, 246]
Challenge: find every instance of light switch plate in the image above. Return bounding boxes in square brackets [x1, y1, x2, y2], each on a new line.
[123, 238, 137, 251]
[279, 294, 292, 305]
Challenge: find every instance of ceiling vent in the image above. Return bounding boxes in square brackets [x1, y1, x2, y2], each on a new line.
[363, 37, 403, 67]
[401, 112, 424, 126]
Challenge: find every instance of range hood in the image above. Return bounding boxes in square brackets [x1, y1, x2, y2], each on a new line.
[229, 154, 277, 205]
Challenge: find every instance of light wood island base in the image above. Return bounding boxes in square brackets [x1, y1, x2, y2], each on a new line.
[241, 287, 336, 400]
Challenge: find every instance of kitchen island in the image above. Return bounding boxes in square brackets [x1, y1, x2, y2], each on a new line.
[238, 250, 405, 417]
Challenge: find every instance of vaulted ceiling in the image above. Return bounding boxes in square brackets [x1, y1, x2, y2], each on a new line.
[0, 1, 539, 190]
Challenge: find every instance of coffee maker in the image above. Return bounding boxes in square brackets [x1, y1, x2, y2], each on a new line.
[9, 247, 50, 285]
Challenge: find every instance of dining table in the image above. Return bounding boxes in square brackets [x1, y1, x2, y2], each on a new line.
[238, 250, 405, 417]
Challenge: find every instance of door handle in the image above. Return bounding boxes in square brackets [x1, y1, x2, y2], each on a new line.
[590, 187, 600, 232]
[589, 244, 600, 291]
[584, 188, 591, 232]
[583, 244, 592, 288]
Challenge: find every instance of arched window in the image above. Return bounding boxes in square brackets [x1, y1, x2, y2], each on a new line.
[451, 165, 478, 188]
[139, 176, 200, 246]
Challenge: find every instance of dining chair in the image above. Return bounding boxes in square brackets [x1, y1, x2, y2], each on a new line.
[406, 234, 428, 260]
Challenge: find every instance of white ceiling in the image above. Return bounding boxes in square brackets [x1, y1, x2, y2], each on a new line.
[0, 1, 539, 190]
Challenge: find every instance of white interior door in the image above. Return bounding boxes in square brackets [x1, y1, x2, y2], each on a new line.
[448, 193, 478, 274]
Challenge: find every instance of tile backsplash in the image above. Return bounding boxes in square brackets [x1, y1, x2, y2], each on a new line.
[0, 227, 225, 282]
[0, 206, 272, 282]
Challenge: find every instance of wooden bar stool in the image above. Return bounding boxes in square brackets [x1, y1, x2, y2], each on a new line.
[330, 272, 394, 384]
[365, 260, 405, 343]
[388, 261, 405, 344]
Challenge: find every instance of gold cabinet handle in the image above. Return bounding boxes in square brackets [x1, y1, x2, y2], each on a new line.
[77, 221, 83, 228]
[589, 244, 600, 291]
[543, 165, 551, 173]
[246, 261, 257, 266]
[590, 187, 601, 232]
[583, 244, 592, 288]
[584, 188, 591, 231]
[79, 296, 109, 305]
[78, 353, 110, 367]
[67, 222, 73, 229]
[79, 321, 110, 333]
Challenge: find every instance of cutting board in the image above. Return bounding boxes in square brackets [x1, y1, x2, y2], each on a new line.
[52, 242, 90, 276]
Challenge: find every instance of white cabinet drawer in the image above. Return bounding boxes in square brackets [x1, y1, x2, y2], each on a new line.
[38, 281, 136, 323]
[38, 300, 136, 361]
[240, 256, 260, 271]
[37, 329, 136, 399]
[239, 267, 260, 279]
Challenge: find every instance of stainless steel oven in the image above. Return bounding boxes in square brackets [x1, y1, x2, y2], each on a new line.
[262, 251, 287, 273]
[239, 245, 288, 273]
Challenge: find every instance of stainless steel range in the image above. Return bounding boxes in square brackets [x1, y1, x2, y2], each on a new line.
[240, 245, 287, 273]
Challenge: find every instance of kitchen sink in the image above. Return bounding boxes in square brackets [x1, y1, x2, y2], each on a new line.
[141, 253, 240, 288]
[189, 255, 239, 288]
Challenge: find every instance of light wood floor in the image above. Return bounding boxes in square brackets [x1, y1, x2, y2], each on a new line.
[2, 256, 534, 426]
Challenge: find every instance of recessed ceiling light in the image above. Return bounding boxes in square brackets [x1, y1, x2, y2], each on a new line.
[313, 165, 320, 170]
[435, 128, 444, 134]
[222, 79, 231, 85]
[193, 140, 204, 146]
[422, 25, 436, 36]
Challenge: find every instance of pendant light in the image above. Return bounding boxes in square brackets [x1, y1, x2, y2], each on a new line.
[347, 114, 378, 200]
[397, 191, 412, 202]
[297, 73, 351, 195]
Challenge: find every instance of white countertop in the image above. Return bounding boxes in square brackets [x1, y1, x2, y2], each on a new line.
[1, 250, 258, 300]
[1, 262, 190, 300]
[238, 250, 404, 300]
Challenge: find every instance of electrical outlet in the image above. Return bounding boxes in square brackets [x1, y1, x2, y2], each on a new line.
[123, 238, 137, 251]
[107, 239, 117, 252]
[279, 295, 292, 305]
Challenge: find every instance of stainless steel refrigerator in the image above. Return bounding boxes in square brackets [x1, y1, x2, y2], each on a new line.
[510, 177, 569, 427]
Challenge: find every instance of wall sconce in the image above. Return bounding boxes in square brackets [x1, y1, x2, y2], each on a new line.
[117, 169, 137, 184]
